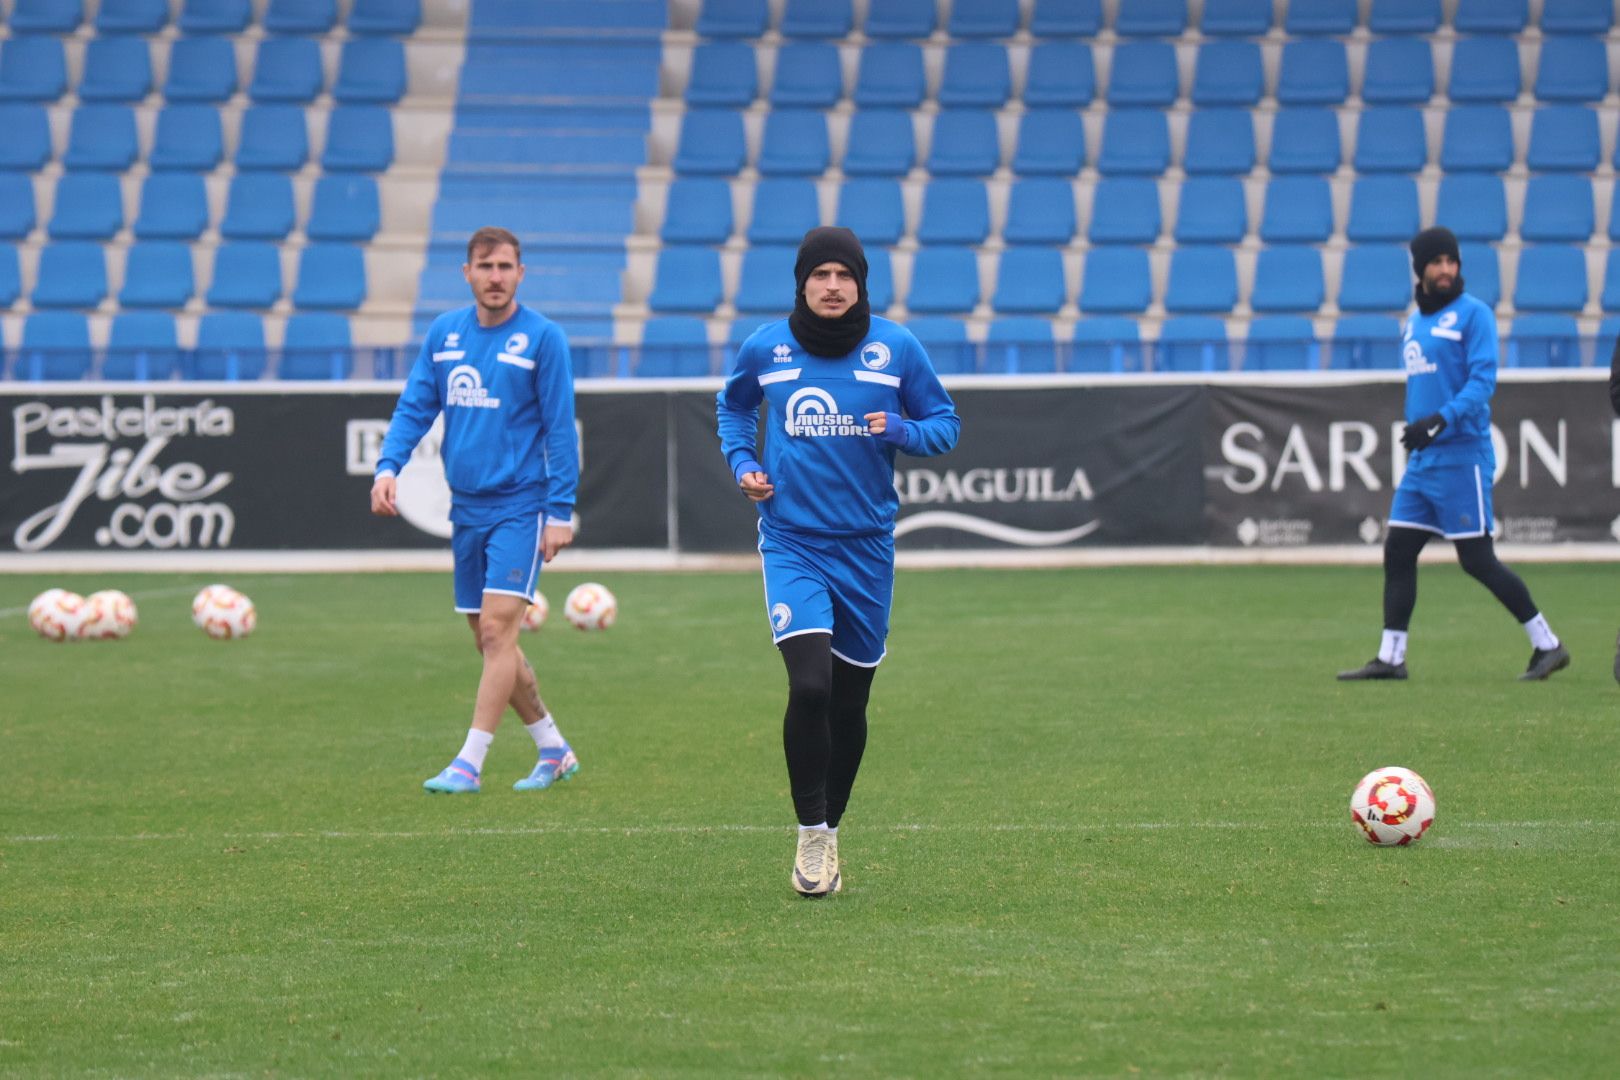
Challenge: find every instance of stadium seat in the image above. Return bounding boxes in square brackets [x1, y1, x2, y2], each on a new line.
[686, 43, 756, 107]
[1012, 109, 1085, 175]
[866, 247, 895, 310]
[31, 242, 107, 308]
[163, 36, 238, 101]
[1250, 246, 1325, 313]
[48, 173, 123, 240]
[648, 247, 723, 313]
[1173, 177, 1246, 244]
[947, 0, 1021, 37]
[908, 316, 973, 375]
[1536, 35, 1611, 103]
[1267, 108, 1341, 173]
[0, 104, 51, 170]
[1448, 37, 1521, 102]
[1330, 314, 1401, 369]
[1514, 245, 1588, 310]
[0, 175, 35, 239]
[1115, 0, 1186, 36]
[1078, 247, 1152, 313]
[1070, 317, 1142, 372]
[78, 37, 152, 101]
[0, 35, 67, 101]
[133, 173, 210, 239]
[854, 43, 926, 108]
[843, 110, 915, 175]
[1191, 41, 1263, 107]
[780, 0, 852, 38]
[1164, 248, 1237, 313]
[1108, 41, 1179, 107]
[747, 177, 820, 245]
[1245, 316, 1320, 371]
[117, 242, 195, 308]
[672, 110, 746, 175]
[1156, 316, 1230, 372]
[1346, 176, 1420, 243]
[864, 0, 935, 38]
[696, 0, 769, 37]
[1285, 0, 1357, 33]
[732, 245, 796, 314]
[1031, 0, 1100, 35]
[63, 105, 138, 171]
[1201, 0, 1271, 35]
[1362, 38, 1433, 105]
[321, 106, 394, 172]
[220, 174, 296, 240]
[661, 178, 733, 245]
[985, 318, 1057, 374]
[1259, 176, 1334, 243]
[1527, 106, 1600, 171]
[250, 36, 324, 103]
[991, 248, 1066, 314]
[1182, 109, 1255, 175]
[1459, 242, 1501, 307]
[235, 106, 309, 170]
[1509, 314, 1582, 367]
[264, 0, 337, 33]
[178, 0, 251, 33]
[105, 312, 180, 381]
[1370, 0, 1440, 32]
[1521, 174, 1595, 242]
[193, 311, 267, 380]
[835, 178, 905, 246]
[1353, 108, 1427, 173]
[1436, 175, 1507, 241]
[1096, 109, 1169, 175]
[1088, 177, 1161, 245]
[1023, 42, 1094, 107]
[206, 242, 284, 308]
[1455, 0, 1529, 33]
[348, 0, 421, 35]
[280, 312, 354, 380]
[1600, 315, 1620, 361]
[9, 0, 81, 32]
[18, 312, 92, 381]
[906, 247, 981, 314]
[636, 317, 713, 378]
[306, 175, 380, 242]
[1277, 40, 1349, 105]
[1543, 0, 1612, 32]
[293, 244, 366, 310]
[926, 110, 1001, 176]
[1601, 249, 1620, 308]
[758, 109, 829, 175]
[1338, 245, 1416, 312]
[1002, 178, 1077, 245]
[0, 245, 21, 306]
[917, 179, 990, 245]
[150, 105, 223, 171]
[769, 43, 842, 108]
[1440, 106, 1516, 172]
[941, 43, 1011, 108]
[333, 38, 406, 104]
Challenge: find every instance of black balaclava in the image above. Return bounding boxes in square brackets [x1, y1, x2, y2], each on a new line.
[1410, 226, 1465, 315]
[788, 226, 871, 358]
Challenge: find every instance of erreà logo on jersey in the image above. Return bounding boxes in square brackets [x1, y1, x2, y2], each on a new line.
[784, 387, 868, 437]
[446, 365, 501, 409]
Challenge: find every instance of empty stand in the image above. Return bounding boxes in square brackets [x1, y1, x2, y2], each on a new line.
[648, 247, 723, 313]
[250, 36, 324, 103]
[79, 37, 153, 101]
[281, 313, 355, 379]
[1251, 248, 1326, 313]
[940, 43, 1011, 108]
[31, 242, 107, 308]
[1338, 246, 1415, 312]
[1246, 316, 1320, 370]
[991, 249, 1066, 314]
[1347, 176, 1421, 243]
[1013, 110, 1086, 175]
[118, 243, 195, 308]
[1024, 42, 1094, 107]
[1436, 175, 1508, 241]
[307, 176, 381, 242]
[909, 316, 973, 375]
[985, 318, 1057, 373]
[193, 311, 267, 380]
[843, 110, 916, 176]
[1514, 245, 1588, 311]
[1192, 41, 1263, 107]
[0, 35, 67, 101]
[1096, 109, 1169, 175]
[926, 110, 1001, 176]
[1268, 109, 1341, 173]
[747, 178, 820, 245]
[1521, 175, 1595, 242]
[864, 0, 935, 38]
[1260, 176, 1334, 243]
[105, 312, 181, 381]
[49, 173, 124, 240]
[637, 316, 713, 378]
[732, 245, 795, 314]
[1173, 177, 1246, 245]
[151, 105, 224, 171]
[758, 109, 829, 175]
[206, 242, 283, 308]
[687, 42, 757, 107]
[64, 105, 138, 171]
[1448, 36, 1521, 102]
[769, 42, 841, 108]
[836, 178, 906, 246]
[917, 179, 990, 246]
[1363, 38, 1434, 105]
[1002, 179, 1076, 245]
[1088, 177, 1161, 245]
[220, 173, 297, 240]
[907, 247, 981, 314]
[1183, 109, 1255, 175]
[1201, 0, 1271, 35]
[0, 104, 51, 170]
[19, 311, 92, 380]
[1164, 248, 1238, 314]
[1157, 316, 1230, 372]
[1108, 41, 1179, 107]
[0, 175, 35, 239]
[1079, 248, 1152, 313]
[854, 43, 926, 109]
[780, 0, 852, 38]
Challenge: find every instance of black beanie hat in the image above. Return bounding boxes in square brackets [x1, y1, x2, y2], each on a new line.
[794, 226, 868, 300]
[1410, 226, 1461, 276]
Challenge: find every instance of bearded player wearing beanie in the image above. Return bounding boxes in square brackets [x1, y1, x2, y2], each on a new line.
[1338, 226, 1569, 683]
[716, 227, 961, 896]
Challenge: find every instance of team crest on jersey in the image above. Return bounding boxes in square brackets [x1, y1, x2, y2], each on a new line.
[772, 343, 794, 363]
[770, 603, 792, 632]
[784, 387, 868, 437]
[446, 364, 502, 409]
[1402, 340, 1436, 376]
[859, 341, 892, 370]
[505, 332, 530, 355]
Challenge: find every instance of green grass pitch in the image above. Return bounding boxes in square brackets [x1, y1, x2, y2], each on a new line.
[3, 565, 1617, 1077]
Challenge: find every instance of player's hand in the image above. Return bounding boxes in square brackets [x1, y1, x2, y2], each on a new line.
[541, 522, 573, 563]
[1401, 413, 1447, 452]
[370, 475, 398, 516]
[864, 411, 888, 435]
[739, 471, 774, 502]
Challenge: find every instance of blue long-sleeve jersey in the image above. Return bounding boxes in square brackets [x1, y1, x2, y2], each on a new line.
[1401, 292, 1497, 469]
[717, 315, 960, 536]
[377, 304, 578, 525]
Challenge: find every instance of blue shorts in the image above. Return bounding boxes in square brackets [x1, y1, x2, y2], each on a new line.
[1389, 461, 1493, 539]
[757, 523, 895, 667]
[451, 511, 546, 613]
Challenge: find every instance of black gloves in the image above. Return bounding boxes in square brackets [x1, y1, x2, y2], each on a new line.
[1401, 413, 1447, 452]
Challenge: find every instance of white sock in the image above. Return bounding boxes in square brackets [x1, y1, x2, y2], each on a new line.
[799, 822, 829, 832]
[1522, 613, 1559, 651]
[456, 729, 494, 772]
[524, 714, 568, 751]
[1378, 629, 1408, 665]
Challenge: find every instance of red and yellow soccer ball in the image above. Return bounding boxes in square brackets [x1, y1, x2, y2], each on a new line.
[563, 582, 617, 632]
[520, 591, 549, 632]
[1350, 766, 1435, 846]
[192, 584, 257, 641]
[81, 589, 139, 640]
[29, 589, 90, 642]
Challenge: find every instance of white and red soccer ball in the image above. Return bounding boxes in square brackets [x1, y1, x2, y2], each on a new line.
[193, 583, 257, 640]
[520, 591, 549, 632]
[563, 582, 617, 631]
[81, 589, 138, 640]
[29, 588, 91, 642]
[1350, 766, 1436, 846]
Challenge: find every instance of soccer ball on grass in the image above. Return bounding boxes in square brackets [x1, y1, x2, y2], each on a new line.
[82, 589, 138, 640]
[563, 583, 617, 631]
[1350, 766, 1435, 846]
[29, 589, 89, 642]
[193, 584, 257, 640]
[521, 592, 549, 632]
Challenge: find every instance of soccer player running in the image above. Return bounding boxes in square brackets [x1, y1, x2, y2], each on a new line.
[1339, 226, 1569, 682]
[717, 227, 960, 896]
[371, 226, 583, 793]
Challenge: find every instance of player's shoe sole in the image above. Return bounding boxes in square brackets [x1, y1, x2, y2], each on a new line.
[1336, 658, 1408, 681]
[423, 757, 481, 794]
[1519, 644, 1570, 681]
[513, 748, 579, 791]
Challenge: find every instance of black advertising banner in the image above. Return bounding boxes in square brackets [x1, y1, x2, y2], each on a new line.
[671, 390, 764, 552]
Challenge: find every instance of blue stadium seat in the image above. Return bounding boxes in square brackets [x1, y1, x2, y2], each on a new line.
[1096, 109, 1169, 175]
[1521, 174, 1595, 242]
[1509, 314, 1582, 366]
[908, 316, 973, 375]
[948, 0, 1021, 37]
[1165, 247, 1237, 313]
[163, 36, 238, 101]
[1078, 247, 1152, 313]
[1353, 108, 1426, 173]
[907, 247, 981, 314]
[1182, 109, 1255, 175]
[758, 109, 829, 175]
[1459, 242, 1501, 306]
[648, 246, 723, 313]
[9, 0, 82, 32]
[985, 318, 1057, 373]
[0, 244, 22, 306]
[843, 110, 914, 175]
[1259, 176, 1333, 242]
[78, 37, 152, 101]
[293, 244, 366, 310]
[941, 43, 1011, 108]
[1277, 40, 1348, 105]
[1031, 0, 1101, 35]
[1268, 108, 1341, 173]
[0, 104, 51, 170]
[636, 317, 713, 378]
[727, 317, 766, 352]
[151, 105, 223, 171]
[661, 178, 733, 245]
[48, 173, 123, 239]
[769, 43, 842, 108]
[0, 175, 35, 239]
[780, 0, 852, 38]
[1542, 0, 1613, 33]
[836, 178, 905, 245]
[1088, 177, 1161, 245]
[1441, 106, 1515, 171]
[1347, 176, 1420, 242]
[118, 242, 195, 308]
[673, 110, 746, 175]
[0, 36, 67, 101]
[1024, 42, 1094, 107]
[1514, 245, 1588, 310]
[31, 242, 107, 309]
[1157, 316, 1230, 372]
[1337, 245, 1415, 312]
[178, 0, 250, 33]
[1449, 37, 1521, 102]
[1250, 246, 1325, 312]
[1012, 109, 1085, 175]
[1200, 0, 1272, 35]
[1436, 174, 1507, 241]
[220, 174, 295, 240]
[1362, 38, 1433, 105]
[866, 247, 895, 310]
[1600, 315, 1620, 361]
[1285, 0, 1357, 34]
[348, 0, 421, 35]
[1455, 0, 1529, 33]
[918, 178, 990, 245]
[1002, 179, 1076, 245]
[747, 177, 820, 245]
[696, 0, 769, 37]
[1370, 0, 1440, 32]
[1108, 41, 1179, 107]
[1245, 316, 1320, 371]
[992, 248, 1066, 313]
[133, 173, 209, 240]
[63, 105, 138, 171]
[193, 312, 267, 380]
[206, 242, 284, 308]
[322, 106, 394, 172]
[1535, 36, 1610, 102]
[1527, 105, 1600, 170]
[235, 106, 308, 170]
[1070, 317, 1142, 372]
[250, 36, 324, 103]
[1601, 249, 1620, 308]
[307, 175, 381, 242]
[264, 0, 336, 33]
[1115, 0, 1186, 36]
[1174, 177, 1246, 244]
[1191, 41, 1262, 107]
[864, 0, 935, 38]
[1330, 314, 1401, 369]
[687, 43, 758, 107]
[334, 38, 406, 104]
[854, 43, 925, 108]
[19, 312, 92, 381]
[732, 245, 796, 314]
[105, 312, 180, 381]
[926, 110, 1001, 176]
[280, 313, 354, 380]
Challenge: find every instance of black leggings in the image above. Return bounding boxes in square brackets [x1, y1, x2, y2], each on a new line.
[778, 633, 875, 828]
[1383, 527, 1538, 631]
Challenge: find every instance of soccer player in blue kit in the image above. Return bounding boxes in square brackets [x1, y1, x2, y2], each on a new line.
[1339, 227, 1570, 682]
[371, 227, 583, 792]
[717, 227, 961, 896]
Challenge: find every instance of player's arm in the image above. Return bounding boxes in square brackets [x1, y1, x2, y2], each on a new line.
[536, 322, 578, 560]
[1440, 307, 1499, 430]
[717, 341, 772, 500]
[866, 337, 961, 457]
[371, 339, 441, 516]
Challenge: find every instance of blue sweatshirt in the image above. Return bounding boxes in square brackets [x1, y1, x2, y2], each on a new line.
[716, 316, 960, 536]
[377, 304, 578, 525]
[1400, 291, 1496, 469]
